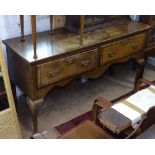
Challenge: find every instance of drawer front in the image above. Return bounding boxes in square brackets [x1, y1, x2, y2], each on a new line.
[100, 33, 146, 65]
[37, 49, 98, 88]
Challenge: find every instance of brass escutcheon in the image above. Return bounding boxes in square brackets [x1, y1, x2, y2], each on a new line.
[108, 50, 117, 57]
[65, 57, 74, 64]
[81, 59, 90, 67]
[48, 69, 59, 77]
[132, 43, 139, 49]
[121, 39, 129, 45]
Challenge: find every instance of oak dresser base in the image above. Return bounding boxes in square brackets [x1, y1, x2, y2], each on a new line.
[3, 18, 150, 133]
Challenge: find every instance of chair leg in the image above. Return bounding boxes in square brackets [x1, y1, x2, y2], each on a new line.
[92, 103, 99, 123]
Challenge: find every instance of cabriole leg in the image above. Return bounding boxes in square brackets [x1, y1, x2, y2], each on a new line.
[27, 97, 44, 133]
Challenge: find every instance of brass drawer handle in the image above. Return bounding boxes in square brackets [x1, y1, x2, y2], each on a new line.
[65, 57, 74, 64]
[81, 59, 91, 67]
[132, 43, 139, 49]
[108, 50, 117, 57]
[121, 39, 129, 45]
[48, 69, 59, 77]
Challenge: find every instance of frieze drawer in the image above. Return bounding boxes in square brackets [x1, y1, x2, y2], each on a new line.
[37, 49, 98, 88]
[100, 33, 146, 65]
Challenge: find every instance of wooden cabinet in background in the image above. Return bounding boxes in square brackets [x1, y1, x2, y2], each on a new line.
[140, 15, 155, 56]
[66, 15, 125, 33]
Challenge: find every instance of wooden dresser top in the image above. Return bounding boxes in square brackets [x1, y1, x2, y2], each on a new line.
[3, 19, 150, 64]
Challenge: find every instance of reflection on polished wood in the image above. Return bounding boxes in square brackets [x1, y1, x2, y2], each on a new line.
[19, 15, 55, 60]
[4, 18, 149, 64]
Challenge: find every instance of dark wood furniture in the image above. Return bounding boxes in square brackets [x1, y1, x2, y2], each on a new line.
[66, 15, 125, 33]
[140, 15, 155, 56]
[3, 16, 150, 133]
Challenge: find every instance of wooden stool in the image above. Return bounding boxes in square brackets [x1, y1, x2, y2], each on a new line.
[32, 120, 113, 139]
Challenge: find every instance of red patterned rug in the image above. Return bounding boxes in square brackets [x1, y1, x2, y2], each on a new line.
[55, 82, 154, 134]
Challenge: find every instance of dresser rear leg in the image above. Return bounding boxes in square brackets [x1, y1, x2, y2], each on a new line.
[27, 97, 44, 133]
[134, 59, 145, 91]
[132, 59, 137, 71]
[108, 65, 114, 75]
[10, 81, 18, 109]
